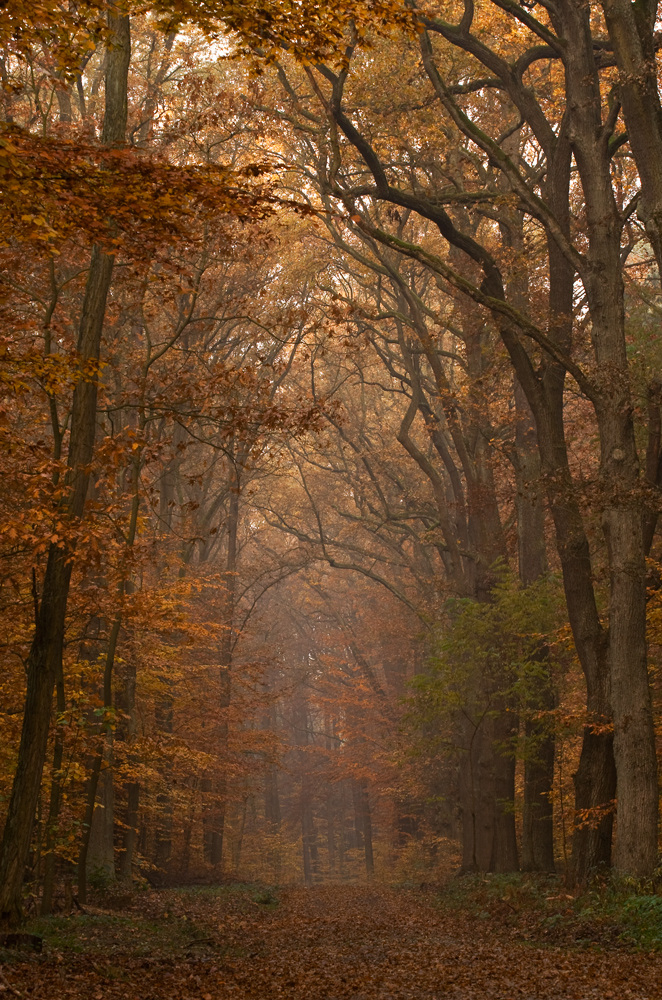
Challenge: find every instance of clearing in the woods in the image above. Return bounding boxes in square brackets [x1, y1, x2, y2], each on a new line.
[1, 882, 660, 999]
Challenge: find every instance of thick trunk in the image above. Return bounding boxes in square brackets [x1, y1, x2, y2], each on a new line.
[458, 708, 519, 873]
[503, 123, 617, 878]
[0, 13, 129, 926]
[605, 501, 658, 873]
[560, 0, 658, 874]
[571, 728, 616, 877]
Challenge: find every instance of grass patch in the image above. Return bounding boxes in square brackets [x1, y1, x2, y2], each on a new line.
[23, 912, 198, 956]
[15, 882, 278, 963]
[435, 872, 662, 951]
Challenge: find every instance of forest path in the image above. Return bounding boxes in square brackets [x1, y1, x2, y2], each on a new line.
[3, 883, 660, 999]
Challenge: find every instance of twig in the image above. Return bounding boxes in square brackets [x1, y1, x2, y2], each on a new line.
[0, 965, 23, 998]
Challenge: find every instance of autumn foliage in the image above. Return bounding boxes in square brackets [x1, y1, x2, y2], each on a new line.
[1, 0, 662, 937]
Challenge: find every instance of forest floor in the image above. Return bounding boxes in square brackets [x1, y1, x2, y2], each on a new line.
[1, 879, 662, 999]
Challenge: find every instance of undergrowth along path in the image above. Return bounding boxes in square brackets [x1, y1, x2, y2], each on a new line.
[1, 884, 660, 999]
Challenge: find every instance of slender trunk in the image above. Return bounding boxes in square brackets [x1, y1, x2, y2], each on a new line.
[0, 14, 130, 926]
[301, 788, 318, 885]
[118, 660, 139, 882]
[180, 783, 196, 877]
[489, 705, 519, 873]
[601, 0, 662, 277]
[338, 783, 347, 874]
[85, 741, 115, 882]
[210, 462, 240, 868]
[326, 789, 336, 872]
[120, 779, 140, 882]
[265, 765, 281, 830]
[351, 780, 364, 850]
[154, 693, 174, 875]
[40, 661, 66, 915]
[264, 740, 281, 881]
[79, 442, 142, 900]
[231, 795, 248, 873]
[358, 779, 374, 877]
[522, 716, 556, 872]
[77, 616, 121, 903]
[515, 382, 556, 872]
[458, 717, 480, 871]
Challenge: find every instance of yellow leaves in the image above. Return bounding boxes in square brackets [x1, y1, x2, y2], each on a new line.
[152, 0, 415, 67]
[18, 213, 58, 245]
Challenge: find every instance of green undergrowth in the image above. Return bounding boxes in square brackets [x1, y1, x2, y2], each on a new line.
[2, 881, 279, 964]
[435, 871, 662, 951]
[174, 881, 280, 912]
[20, 912, 204, 957]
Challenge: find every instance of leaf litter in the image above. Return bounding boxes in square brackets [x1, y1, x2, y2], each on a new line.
[1, 885, 660, 999]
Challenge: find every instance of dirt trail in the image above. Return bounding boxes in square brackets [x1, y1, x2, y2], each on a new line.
[2, 885, 659, 999]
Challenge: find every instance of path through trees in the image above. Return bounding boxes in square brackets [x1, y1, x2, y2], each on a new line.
[2, 884, 662, 999]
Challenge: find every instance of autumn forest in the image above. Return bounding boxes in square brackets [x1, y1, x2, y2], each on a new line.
[2, 1, 662, 992]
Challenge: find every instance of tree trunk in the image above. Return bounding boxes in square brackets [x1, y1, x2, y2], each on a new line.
[230, 795, 248, 873]
[489, 706, 519, 873]
[120, 779, 140, 883]
[78, 615, 122, 904]
[522, 717, 556, 872]
[605, 502, 658, 873]
[357, 779, 374, 877]
[301, 788, 318, 886]
[326, 789, 336, 872]
[154, 693, 174, 875]
[118, 661, 139, 883]
[265, 764, 281, 830]
[560, 0, 658, 874]
[515, 382, 556, 872]
[40, 661, 66, 915]
[85, 745, 115, 885]
[208, 461, 241, 869]
[0, 13, 130, 926]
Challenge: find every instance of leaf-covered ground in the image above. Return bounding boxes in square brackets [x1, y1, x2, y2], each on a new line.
[1, 883, 660, 999]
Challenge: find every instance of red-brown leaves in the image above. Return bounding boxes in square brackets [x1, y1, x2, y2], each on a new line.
[0, 124, 274, 261]
[3, 885, 662, 999]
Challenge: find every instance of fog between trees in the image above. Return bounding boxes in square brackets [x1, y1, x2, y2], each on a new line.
[1, 1, 662, 926]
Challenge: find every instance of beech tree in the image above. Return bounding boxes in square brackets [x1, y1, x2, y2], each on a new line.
[264, 0, 660, 878]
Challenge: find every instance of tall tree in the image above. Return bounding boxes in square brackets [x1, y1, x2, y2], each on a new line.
[0, 11, 131, 925]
